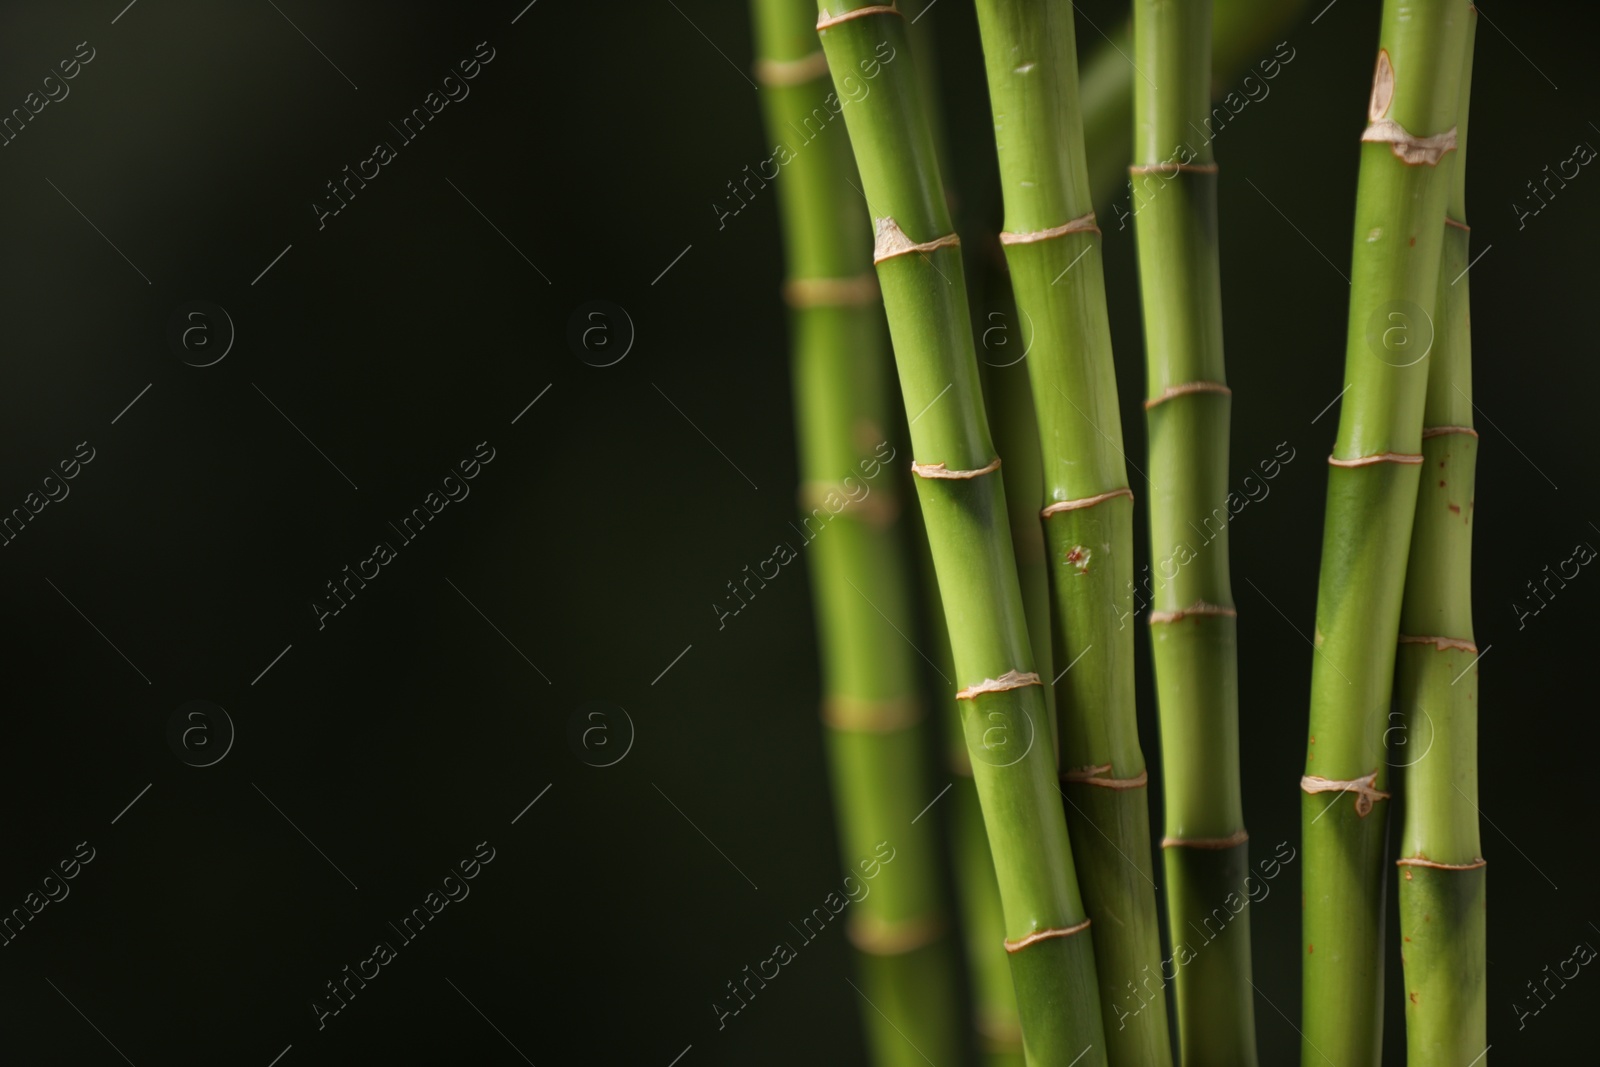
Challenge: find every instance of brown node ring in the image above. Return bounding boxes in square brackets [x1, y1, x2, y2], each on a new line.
[1144, 380, 1231, 409]
[1162, 829, 1250, 850]
[1003, 918, 1091, 953]
[955, 670, 1041, 701]
[784, 273, 880, 308]
[753, 51, 830, 87]
[1420, 425, 1478, 440]
[911, 457, 1002, 480]
[816, 4, 901, 31]
[999, 212, 1100, 245]
[1128, 162, 1219, 176]
[1395, 856, 1487, 871]
[873, 217, 961, 264]
[821, 695, 923, 733]
[1061, 764, 1148, 790]
[848, 913, 946, 955]
[1398, 634, 1478, 654]
[1040, 487, 1133, 517]
[1444, 216, 1471, 232]
[1149, 601, 1237, 625]
[1301, 771, 1390, 818]
[1327, 452, 1425, 467]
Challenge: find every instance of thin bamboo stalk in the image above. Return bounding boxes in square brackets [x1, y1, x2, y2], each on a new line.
[970, 4, 1171, 1064]
[1129, 0, 1255, 1061]
[1299, 2, 1471, 1063]
[1396, 11, 1484, 1062]
[750, 3, 963, 1062]
[815, 4, 1106, 1062]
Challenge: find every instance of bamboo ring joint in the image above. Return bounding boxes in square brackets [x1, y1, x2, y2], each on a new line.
[873, 217, 960, 263]
[1144, 381, 1231, 409]
[784, 273, 880, 308]
[1162, 829, 1250, 849]
[1040, 487, 1132, 517]
[817, 3, 901, 30]
[821, 695, 923, 733]
[1301, 771, 1390, 818]
[1396, 856, 1487, 871]
[911, 457, 1001, 480]
[999, 212, 1100, 245]
[1004, 918, 1091, 953]
[1061, 764, 1148, 791]
[848, 913, 945, 955]
[1398, 634, 1478, 654]
[1420, 425, 1478, 439]
[1327, 452, 1424, 467]
[955, 670, 1041, 701]
[753, 51, 829, 87]
[1128, 162, 1219, 175]
[1148, 601, 1236, 624]
[1444, 216, 1471, 232]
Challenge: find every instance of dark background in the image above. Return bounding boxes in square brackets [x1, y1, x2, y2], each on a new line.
[0, 1, 1592, 1064]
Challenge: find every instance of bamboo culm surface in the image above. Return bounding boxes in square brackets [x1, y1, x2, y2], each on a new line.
[750, 2, 963, 1062]
[815, 4, 1107, 1063]
[971, 2, 1171, 1063]
[1129, 0, 1255, 1061]
[1300, 2, 1471, 1063]
[1396, 10, 1484, 1062]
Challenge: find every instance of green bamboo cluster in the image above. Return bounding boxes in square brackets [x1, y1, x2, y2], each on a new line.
[1300, 2, 1472, 1063]
[815, 3, 1106, 1062]
[750, 2, 963, 1062]
[1129, 0, 1256, 1061]
[1396, 11, 1484, 1062]
[970, 3, 1171, 1063]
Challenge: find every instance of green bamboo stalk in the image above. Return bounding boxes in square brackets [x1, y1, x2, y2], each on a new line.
[1300, 3, 1471, 1063]
[1396, 11, 1484, 1062]
[970, 4, 1170, 1064]
[750, 3, 963, 1062]
[814, 5, 1106, 1063]
[1129, 1, 1255, 1062]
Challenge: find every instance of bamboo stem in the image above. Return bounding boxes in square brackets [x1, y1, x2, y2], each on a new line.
[1396, 11, 1484, 1062]
[971, 3, 1170, 1063]
[750, 3, 964, 1062]
[1299, 2, 1471, 1063]
[815, 5, 1107, 1062]
[1129, 0, 1255, 1061]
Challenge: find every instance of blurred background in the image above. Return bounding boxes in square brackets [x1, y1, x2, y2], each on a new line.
[0, 1, 1593, 1063]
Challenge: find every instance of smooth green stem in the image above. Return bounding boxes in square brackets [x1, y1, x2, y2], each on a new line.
[751, 3, 964, 1063]
[1130, 0, 1255, 1062]
[816, 5, 1106, 1063]
[971, 3, 1170, 1064]
[1396, 12, 1484, 1063]
[1300, 3, 1470, 1064]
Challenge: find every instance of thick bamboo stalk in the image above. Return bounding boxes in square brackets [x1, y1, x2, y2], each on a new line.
[750, 3, 963, 1063]
[971, 3, 1171, 1064]
[1396, 11, 1484, 1062]
[1129, 0, 1255, 1062]
[1299, 3, 1471, 1063]
[815, 5, 1106, 1062]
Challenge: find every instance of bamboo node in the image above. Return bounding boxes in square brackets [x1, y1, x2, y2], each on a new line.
[1128, 162, 1219, 175]
[911, 457, 1002, 480]
[797, 480, 900, 527]
[817, 3, 902, 31]
[873, 216, 961, 263]
[1397, 633, 1478, 654]
[1144, 380, 1231, 409]
[1420, 425, 1478, 439]
[753, 51, 830, 87]
[1003, 918, 1091, 953]
[1061, 765, 1149, 790]
[1162, 829, 1250, 850]
[998, 211, 1100, 245]
[820, 695, 923, 733]
[783, 273, 880, 308]
[1327, 452, 1424, 467]
[1362, 118, 1458, 166]
[1040, 487, 1133, 517]
[1395, 856, 1487, 871]
[955, 670, 1041, 701]
[1148, 601, 1237, 624]
[847, 912, 946, 955]
[1301, 771, 1390, 817]
[1445, 216, 1471, 232]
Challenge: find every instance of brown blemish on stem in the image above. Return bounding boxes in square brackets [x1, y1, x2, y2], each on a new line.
[1362, 48, 1458, 166]
[1003, 918, 1091, 953]
[911, 457, 1002, 480]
